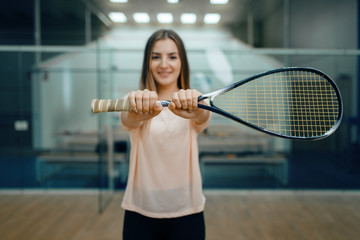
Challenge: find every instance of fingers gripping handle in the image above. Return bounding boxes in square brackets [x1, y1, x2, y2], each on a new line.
[91, 99, 171, 113]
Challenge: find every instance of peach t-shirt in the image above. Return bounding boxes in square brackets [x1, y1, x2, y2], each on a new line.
[121, 108, 210, 218]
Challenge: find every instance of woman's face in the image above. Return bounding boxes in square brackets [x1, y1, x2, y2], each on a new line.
[150, 38, 181, 91]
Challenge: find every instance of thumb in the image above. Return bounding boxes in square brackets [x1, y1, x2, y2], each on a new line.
[168, 102, 176, 110]
[153, 101, 163, 115]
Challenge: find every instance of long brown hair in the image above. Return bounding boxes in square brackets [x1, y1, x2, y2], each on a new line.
[139, 29, 190, 91]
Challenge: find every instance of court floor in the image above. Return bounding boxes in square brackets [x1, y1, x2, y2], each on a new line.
[0, 190, 359, 240]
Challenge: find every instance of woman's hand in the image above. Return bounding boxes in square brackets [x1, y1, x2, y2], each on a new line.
[121, 89, 163, 129]
[168, 89, 210, 124]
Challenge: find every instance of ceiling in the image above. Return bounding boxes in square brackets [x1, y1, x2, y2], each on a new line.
[91, 0, 247, 26]
[0, 0, 282, 45]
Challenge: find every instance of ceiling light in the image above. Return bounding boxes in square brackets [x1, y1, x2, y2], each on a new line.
[204, 13, 221, 24]
[110, 0, 128, 3]
[108, 12, 127, 23]
[167, 0, 179, 3]
[181, 13, 197, 24]
[157, 13, 173, 24]
[210, 0, 228, 4]
[133, 12, 150, 23]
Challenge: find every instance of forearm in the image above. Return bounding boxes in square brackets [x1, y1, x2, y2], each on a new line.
[120, 112, 143, 129]
[191, 109, 210, 125]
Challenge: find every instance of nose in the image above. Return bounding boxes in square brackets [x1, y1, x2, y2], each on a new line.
[160, 57, 169, 68]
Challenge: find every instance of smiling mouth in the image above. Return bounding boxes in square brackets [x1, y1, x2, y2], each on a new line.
[158, 72, 172, 76]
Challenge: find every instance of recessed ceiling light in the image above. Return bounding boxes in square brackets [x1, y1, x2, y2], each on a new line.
[204, 13, 221, 24]
[167, 0, 179, 3]
[210, 0, 228, 4]
[181, 13, 197, 24]
[108, 12, 127, 23]
[133, 12, 150, 23]
[157, 13, 173, 24]
[110, 0, 128, 3]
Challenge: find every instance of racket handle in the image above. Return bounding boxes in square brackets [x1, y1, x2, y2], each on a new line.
[91, 99, 171, 113]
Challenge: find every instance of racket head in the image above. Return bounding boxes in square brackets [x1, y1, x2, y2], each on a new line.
[203, 67, 343, 140]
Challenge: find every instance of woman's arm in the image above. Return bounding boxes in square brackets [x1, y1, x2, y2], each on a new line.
[120, 89, 163, 129]
[168, 89, 211, 125]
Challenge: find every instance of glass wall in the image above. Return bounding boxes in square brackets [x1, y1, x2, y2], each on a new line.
[0, 45, 359, 210]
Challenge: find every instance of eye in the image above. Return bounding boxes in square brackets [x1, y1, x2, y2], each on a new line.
[151, 55, 160, 60]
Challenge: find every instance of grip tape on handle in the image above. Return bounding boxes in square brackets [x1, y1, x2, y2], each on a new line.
[91, 99, 171, 113]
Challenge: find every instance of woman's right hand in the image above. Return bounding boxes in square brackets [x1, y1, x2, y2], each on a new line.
[127, 89, 163, 122]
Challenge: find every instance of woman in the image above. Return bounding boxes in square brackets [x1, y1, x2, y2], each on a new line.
[121, 29, 211, 240]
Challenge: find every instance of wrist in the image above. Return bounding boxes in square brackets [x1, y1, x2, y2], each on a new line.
[121, 111, 143, 129]
[191, 109, 210, 125]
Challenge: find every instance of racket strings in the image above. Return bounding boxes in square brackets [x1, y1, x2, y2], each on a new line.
[213, 70, 340, 138]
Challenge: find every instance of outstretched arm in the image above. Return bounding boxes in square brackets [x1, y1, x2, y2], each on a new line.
[120, 89, 163, 129]
[168, 89, 210, 125]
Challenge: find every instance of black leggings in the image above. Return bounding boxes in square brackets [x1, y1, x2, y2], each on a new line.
[123, 210, 206, 240]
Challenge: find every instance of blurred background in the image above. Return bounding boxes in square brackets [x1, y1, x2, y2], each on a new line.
[0, 0, 359, 215]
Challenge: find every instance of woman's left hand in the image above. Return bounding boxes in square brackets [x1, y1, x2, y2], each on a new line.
[168, 89, 210, 124]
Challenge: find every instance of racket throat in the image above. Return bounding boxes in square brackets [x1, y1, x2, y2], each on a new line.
[158, 100, 171, 107]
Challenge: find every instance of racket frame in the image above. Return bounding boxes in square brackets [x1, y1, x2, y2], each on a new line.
[196, 67, 343, 140]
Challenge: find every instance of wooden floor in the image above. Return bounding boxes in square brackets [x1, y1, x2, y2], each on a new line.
[1, 190, 360, 240]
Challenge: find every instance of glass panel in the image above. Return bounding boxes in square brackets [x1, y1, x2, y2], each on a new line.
[0, 47, 358, 198]
[96, 40, 114, 213]
[29, 48, 99, 191]
[0, 51, 36, 189]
